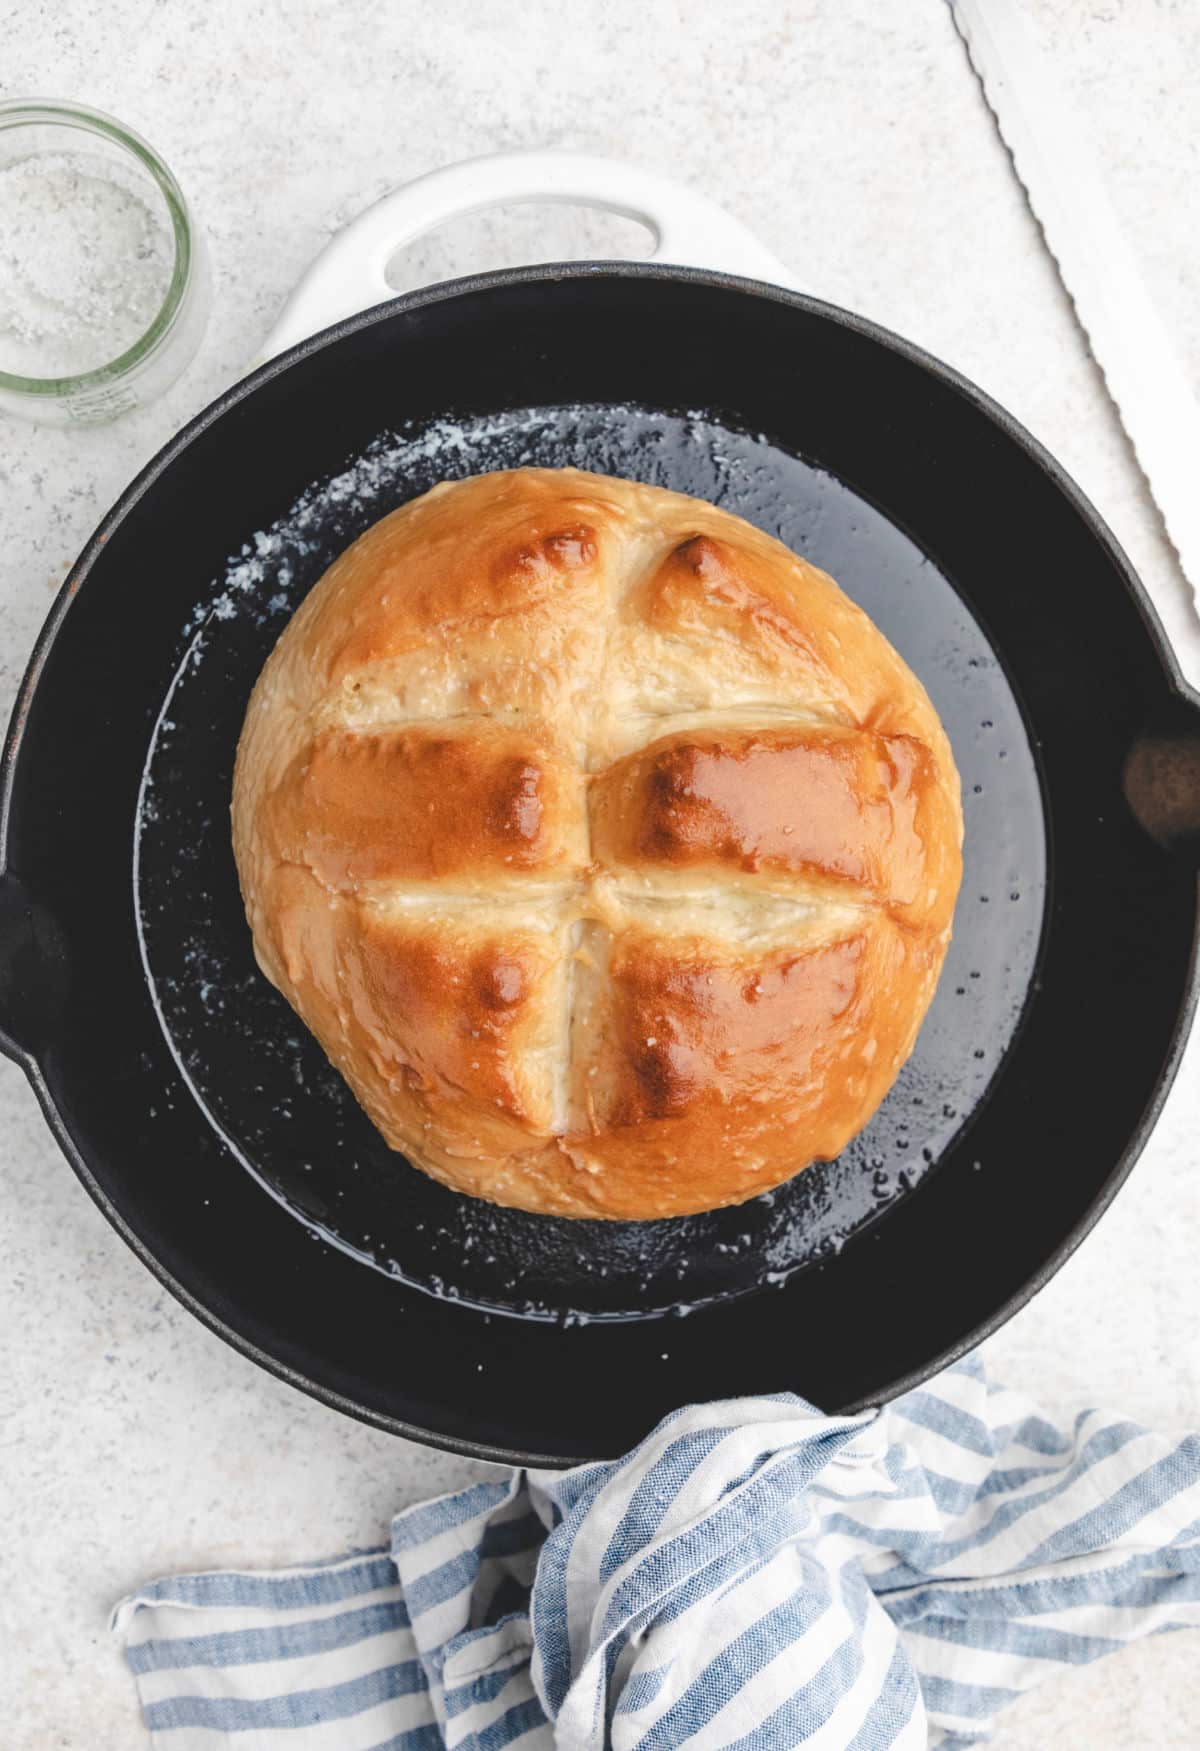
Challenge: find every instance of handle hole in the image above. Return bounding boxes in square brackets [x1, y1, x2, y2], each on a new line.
[384, 202, 655, 293]
[1124, 733, 1200, 847]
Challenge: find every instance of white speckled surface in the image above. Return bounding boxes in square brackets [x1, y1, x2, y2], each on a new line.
[3, 2, 1200, 1743]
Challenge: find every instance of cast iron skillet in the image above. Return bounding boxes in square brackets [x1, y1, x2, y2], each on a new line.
[2, 264, 1198, 1465]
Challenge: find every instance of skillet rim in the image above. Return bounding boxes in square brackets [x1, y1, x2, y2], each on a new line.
[1, 259, 1197, 1467]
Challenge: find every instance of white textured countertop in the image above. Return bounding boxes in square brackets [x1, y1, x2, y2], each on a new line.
[3, 2, 1199, 1744]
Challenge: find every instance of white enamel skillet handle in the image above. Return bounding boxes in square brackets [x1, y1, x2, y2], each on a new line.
[256, 150, 797, 365]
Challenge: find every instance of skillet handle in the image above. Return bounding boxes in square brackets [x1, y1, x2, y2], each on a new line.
[0, 873, 66, 1066]
[255, 150, 797, 365]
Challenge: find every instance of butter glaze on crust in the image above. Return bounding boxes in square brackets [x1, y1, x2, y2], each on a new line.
[232, 467, 963, 1218]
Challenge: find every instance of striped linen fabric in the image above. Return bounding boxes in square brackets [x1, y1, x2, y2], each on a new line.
[113, 1354, 1200, 1749]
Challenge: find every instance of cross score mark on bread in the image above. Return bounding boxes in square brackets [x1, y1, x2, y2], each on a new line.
[232, 469, 963, 1219]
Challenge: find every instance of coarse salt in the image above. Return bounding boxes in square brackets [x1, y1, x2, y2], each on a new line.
[0, 149, 173, 379]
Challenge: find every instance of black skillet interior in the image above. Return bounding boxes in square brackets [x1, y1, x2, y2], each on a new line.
[2, 268, 1197, 1464]
[137, 401, 1048, 1322]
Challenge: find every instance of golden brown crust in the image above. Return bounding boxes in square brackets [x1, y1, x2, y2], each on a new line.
[590, 725, 959, 931]
[556, 914, 943, 1218]
[232, 466, 963, 1218]
[264, 724, 586, 888]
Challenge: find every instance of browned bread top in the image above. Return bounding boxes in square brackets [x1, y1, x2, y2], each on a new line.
[232, 467, 963, 1218]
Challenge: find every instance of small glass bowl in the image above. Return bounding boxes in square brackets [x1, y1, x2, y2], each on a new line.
[0, 100, 210, 425]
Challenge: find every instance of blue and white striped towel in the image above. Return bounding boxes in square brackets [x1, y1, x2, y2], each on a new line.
[113, 1353, 1200, 1748]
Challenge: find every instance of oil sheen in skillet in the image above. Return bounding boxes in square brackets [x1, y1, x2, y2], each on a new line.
[135, 404, 1048, 1322]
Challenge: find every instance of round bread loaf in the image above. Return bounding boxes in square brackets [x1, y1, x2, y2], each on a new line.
[232, 468, 963, 1219]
